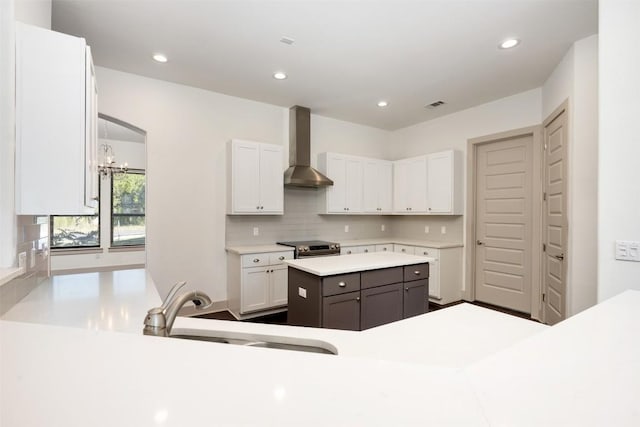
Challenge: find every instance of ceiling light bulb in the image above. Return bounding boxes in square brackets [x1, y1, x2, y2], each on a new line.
[273, 72, 287, 80]
[377, 101, 388, 107]
[153, 53, 168, 63]
[499, 38, 520, 49]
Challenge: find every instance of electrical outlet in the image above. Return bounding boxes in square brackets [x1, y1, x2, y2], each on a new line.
[344, 225, 349, 233]
[381, 224, 385, 232]
[615, 240, 640, 261]
[441, 226, 447, 234]
[424, 226, 430, 234]
[253, 227, 259, 236]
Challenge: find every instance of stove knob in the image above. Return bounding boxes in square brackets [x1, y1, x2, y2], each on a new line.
[302, 247, 309, 252]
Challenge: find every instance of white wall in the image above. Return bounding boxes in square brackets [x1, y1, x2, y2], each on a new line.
[15, 0, 50, 29]
[95, 67, 390, 301]
[598, 0, 640, 300]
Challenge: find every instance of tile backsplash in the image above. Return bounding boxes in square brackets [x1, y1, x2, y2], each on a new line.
[0, 215, 49, 316]
[226, 187, 463, 245]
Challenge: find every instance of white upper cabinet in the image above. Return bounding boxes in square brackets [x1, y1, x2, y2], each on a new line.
[227, 139, 283, 215]
[363, 159, 393, 213]
[318, 153, 364, 214]
[393, 156, 428, 213]
[15, 23, 98, 215]
[427, 150, 463, 215]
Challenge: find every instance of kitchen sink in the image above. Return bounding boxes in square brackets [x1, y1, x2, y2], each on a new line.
[169, 329, 337, 355]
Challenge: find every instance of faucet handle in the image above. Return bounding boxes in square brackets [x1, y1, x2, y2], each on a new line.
[161, 281, 187, 310]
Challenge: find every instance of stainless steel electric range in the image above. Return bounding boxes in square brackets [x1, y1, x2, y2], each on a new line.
[276, 240, 341, 258]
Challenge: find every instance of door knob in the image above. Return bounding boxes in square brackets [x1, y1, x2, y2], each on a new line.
[555, 254, 565, 261]
[476, 240, 484, 246]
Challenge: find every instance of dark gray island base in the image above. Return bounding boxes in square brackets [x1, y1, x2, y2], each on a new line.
[288, 264, 429, 331]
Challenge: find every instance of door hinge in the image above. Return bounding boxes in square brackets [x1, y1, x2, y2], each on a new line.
[542, 293, 546, 302]
[543, 243, 546, 252]
[544, 143, 548, 151]
[543, 192, 547, 201]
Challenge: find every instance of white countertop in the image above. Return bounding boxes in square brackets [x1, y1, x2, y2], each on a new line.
[2, 268, 639, 426]
[339, 238, 464, 249]
[284, 251, 434, 276]
[225, 244, 293, 254]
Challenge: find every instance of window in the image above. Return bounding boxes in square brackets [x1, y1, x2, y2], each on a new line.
[50, 215, 100, 248]
[111, 171, 145, 247]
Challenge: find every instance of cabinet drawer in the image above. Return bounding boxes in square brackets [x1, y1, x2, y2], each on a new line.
[375, 244, 392, 252]
[394, 244, 415, 254]
[269, 251, 293, 265]
[322, 273, 360, 296]
[361, 267, 403, 290]
[404, 263, 429, 282]
[413, 246, 439, 259]
[241, 254, 269, 268]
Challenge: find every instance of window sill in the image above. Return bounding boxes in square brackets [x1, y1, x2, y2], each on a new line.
[51, 248, 103, 256]
[108, 246, 145, 253]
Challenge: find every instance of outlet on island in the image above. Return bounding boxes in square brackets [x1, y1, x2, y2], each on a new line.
[344, 225, 349, 233]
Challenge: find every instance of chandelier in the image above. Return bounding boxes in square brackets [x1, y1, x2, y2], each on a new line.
[98, 143, 128, 179]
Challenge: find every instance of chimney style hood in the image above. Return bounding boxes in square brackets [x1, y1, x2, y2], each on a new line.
[284, 106, 333, 188]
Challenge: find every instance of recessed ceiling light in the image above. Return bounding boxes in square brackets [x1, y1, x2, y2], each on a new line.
[377, 101, 389, 108]
[499, 38, 520, 49]
[152, 53, 168, 63]
[273, 72, 287, 80]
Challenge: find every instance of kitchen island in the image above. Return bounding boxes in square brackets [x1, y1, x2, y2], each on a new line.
[285, 252, 434, 330]
[2, 269, 640, 426]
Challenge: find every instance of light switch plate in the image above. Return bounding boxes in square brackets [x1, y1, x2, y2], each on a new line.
[344, 225, 349, 233]
[253, 227, 259, 236]
[381, 224, 385, 232]
[441, 226, 446, 234]
[616, 240, 640, 261]
[424, 226, 430, 234]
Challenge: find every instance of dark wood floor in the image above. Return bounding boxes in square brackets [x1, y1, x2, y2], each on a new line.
[196, 300, 537, 324]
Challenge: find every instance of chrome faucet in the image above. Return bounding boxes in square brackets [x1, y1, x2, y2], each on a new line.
[143, 281, 212, 337]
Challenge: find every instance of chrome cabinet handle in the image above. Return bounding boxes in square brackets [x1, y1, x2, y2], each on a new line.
[423, 251, 429, 255]
[364, 249, 369, 253]
[338, 281, 346, 288]
[382, 247, 387, 251]
[401, 249, 406, 252]
[347, 250, 352, 254]
[356, 297, 360, 302]
[476, 240, 484, 246]
[278, 256, 285, 260]
[414, 270, 421, 275]
[253, 258, 260, 263]
[555, 254, 565, 261]
[405, 287, 409, 292]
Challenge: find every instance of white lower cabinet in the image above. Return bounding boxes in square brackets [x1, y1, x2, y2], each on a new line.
[227, 250, 293, 318]
[341, 245, 376, 255]
[375, 244, 393, 252]
[394, 244, 463, 305]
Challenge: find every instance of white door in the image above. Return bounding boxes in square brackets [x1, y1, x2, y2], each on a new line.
[258, 144, 283, 213]
[475, 135, 534, 313]
[543, 107, 568, 325]
[232, 141, 260, 213]
[393, 160, 409, 212]
[427, 151, 452, 213]
[326, 154, 346, 212]
[241, 267, 269, 313]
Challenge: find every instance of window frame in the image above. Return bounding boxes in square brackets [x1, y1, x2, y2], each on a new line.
[49, 214, 101, 250]
[110, 169, 146, 249]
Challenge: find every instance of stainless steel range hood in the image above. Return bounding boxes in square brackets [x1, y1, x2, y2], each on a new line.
[284, 106, 333, 188]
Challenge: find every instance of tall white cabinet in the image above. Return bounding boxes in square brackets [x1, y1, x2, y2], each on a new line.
[15, 23, 98, 214]
[363, 159, 393, 213]
[227, 139, 284, 215]
[318, 153, 364, 214]
[426, 150, 463, 214]
[393, 156, 428, 213]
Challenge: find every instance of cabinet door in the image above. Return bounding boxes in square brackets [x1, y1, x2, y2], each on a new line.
[325, 154, 347, 213]
[378, 161, 393, 213]
[394, 244, 415, 255]
[428, 259, 441, 299]
[322, 291, 361, 331]
[16, 24, 91, 215]
[393, 160, 409, 212]
[241, 266, 269, 313]
[403, 279, 427, 318]
[362, 160, 380, 213]
[259, 144, 283, 213]
[269, 265, 288, 307]
[360, 283, 403, 330]
[406, 156, 428, 212]
[84, 47, 98, 209]
[375, 244, 392, 252]
[232, 141, 261, 213]
[344, 157, 363, 212]
[427, 151, 453, 213]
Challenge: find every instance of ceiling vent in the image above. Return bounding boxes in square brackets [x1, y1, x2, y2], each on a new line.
[425, 100, 446, 109]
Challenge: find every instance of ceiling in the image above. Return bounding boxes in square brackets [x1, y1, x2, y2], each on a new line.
[52, 0, 598, 131]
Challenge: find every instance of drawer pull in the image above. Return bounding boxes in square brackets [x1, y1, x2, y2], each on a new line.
[253, 258, 260, 263]
[423, 251, 428, 255]
[278, 256, 285, 260]
[364, 249, 369, 253]
[338, 281, 347, 288]
[405, 287, 409, 292]
[401, 249, 406, 252]
[356, 297, 361, 302]
[414, 270, 421, 275]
